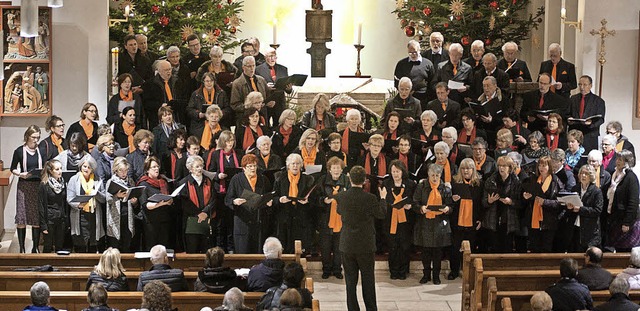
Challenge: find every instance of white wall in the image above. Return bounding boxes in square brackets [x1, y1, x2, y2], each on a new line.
[0, 0, 108, 229]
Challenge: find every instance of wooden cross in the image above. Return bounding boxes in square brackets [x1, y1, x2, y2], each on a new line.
[589, 19, 616, 96]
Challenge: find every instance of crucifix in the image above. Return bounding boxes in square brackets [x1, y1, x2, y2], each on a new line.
[589, 19, 616, 96]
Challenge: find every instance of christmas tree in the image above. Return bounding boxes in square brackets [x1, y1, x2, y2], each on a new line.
[393, 0, 544, 56]
[109, 0, 243, 54]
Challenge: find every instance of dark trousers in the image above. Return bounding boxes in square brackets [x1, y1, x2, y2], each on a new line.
[185, 233, 208, 254]
[342, 252, 377, 311]
[387, 225, 412, 277]
[214, 195, 234, 252]
[144, 221, 174, 251]
[450, 227, 476, 275]
[529, 229, 555, 253]
[421, 246, 443, 279]
[320, 231, 341, 274]
[42, 219, 65, 253]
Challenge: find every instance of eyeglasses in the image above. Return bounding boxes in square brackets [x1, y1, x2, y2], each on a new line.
[245, 164, 257, 169]
[54, 124, 65, 128]
[188, 42, 201, 48]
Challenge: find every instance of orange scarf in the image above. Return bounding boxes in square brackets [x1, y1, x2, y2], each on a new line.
[595, 166, 601, 188]
[364, 152, 387, 192]
[242, 126, 263, 150]
[426, 181, 444, 219]
[390, 187, 407, 234]
[288, 171, 300, 202]
[203, 88, 215, 105]
[123, 122, 136, 153]
[457, 180, 473, 227]
[474, 155, 486, 171]
[280, 126, 292, 146]
[437, 159, 452, 183]
[328, 185, 342, 232]
[200, 121, 221, 150]
[301, 147, 317, 166]
[119, 90, 133, 101]
[51, 134, 64, 153]
[81, 119, 94, 141]
[458, 127, 476, 144]
[616, 140, 625, 152]
[261, 153, 270, 167]
[531, 174, 552, 229]
[248, 174, 257, 192]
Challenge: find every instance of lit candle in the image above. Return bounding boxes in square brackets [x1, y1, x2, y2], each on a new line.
[273, 19, 278, 45]
[124, 5, 130, 16]
[357, 22, 362, 45]
[561, 0, 566, 18]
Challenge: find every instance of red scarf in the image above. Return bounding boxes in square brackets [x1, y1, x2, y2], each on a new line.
[341, 127, 363, 154]
[188, 177, 211, 210]
[384, 130, 397, 140]
[280, 126, 292, 146]
[399, 152, 408, 168]
[218, 150, 239, 193]
[458, 127, 476, 144]
[364, 152, 387, 192]
[242, 126, 263, 150]
[603, 150, 615, 169]
[546, 130, 559, 151]
[170, 152, 179, 179]
[137, 175, 169, 195]
[449, 144, 458, 164]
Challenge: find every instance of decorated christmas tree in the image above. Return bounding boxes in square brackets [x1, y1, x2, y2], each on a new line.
[393, 0, 544, 56]
[109, 0, 243, 53]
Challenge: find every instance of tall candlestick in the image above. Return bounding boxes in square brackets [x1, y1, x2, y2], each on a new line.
[273, 19, 278, 45]
[111, 47, 119, 95]
[357, 22, 362, 45]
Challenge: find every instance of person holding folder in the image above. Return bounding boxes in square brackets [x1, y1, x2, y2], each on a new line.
[138, 156, 175, 250]
[226, 154, 274, 254]
[381, 160, 416, 280]
[564, 165, 603, 252]
[293, 129, 326, 171]
[105, 157, 138, 252]
[411, 110, 441, 161]
[67, 155, 106, 253]
[180, 155, 214, 253]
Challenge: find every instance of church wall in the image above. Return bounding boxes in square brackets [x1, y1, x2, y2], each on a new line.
[0, 0, 108, 230]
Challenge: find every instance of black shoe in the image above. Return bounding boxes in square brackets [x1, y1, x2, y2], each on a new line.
[390, 274, 398, 280]
[433, 278, 441, 285]
[334, 272, 343, 279]
[322, 272, 331, 279]
[419, 275, 431, 284]
[447, 272, 459, 280]
[398, 274, 407, 280]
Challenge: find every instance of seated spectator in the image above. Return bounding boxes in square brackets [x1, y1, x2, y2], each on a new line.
[616, 246, 640, 289]
[137, 244, 188, 292]
[278, 288, 306, 311]
[23, 281, 57, 311]
[595, 277, 640, 311]
[576, 247, 613, 290]
[212, 287, 252, 311]
[247, 237, 285, 292]
[82, 284, 117, 311]
[256, 262, 313, 310]
[194, 247, 238, 293]
[545, 258, 593, 311]
[86, 247, 129, 291]
[130, 280, 175, 311]
[530, 291, 552, 311]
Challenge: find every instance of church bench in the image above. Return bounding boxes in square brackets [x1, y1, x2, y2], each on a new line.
[0, 241, 304, 272]
[460, 240, 630, 311]
[0, 271, 315, 294]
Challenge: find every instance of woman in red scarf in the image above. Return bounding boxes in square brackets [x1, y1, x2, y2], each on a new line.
[411, 110, 441, 161]
[139, 156, 175, 250]
[272, 109, 302, 159]
[381, 160, 416, 280]
[180, 155, 213, 253]
[235, 107, 270, 152]
[342, 109, 368, 169]
[382, 112, 402, 159]
[601, 134, 618, 175]
[207, 130, 243, 252]
[449, 158, 483, 279]
[412, 164, 452, 285]
[458, 108, 487, 145]
[544, 113, 567, 151]
[357, 134, 388, 195]
[107, 73, 143, 127]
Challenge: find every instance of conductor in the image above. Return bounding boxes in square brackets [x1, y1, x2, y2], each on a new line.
[336, 165, 388, 311]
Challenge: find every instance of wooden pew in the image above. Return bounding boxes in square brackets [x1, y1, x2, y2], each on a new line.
[0, 292, 321, 311]
[460, 240, 630, 311]
[0, 240, 304, 272]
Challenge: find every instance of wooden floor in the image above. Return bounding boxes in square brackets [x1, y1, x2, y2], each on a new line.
[0, 229, 463, 311]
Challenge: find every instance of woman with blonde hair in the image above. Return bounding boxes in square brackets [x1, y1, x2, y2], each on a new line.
[523, 156, 561, 253]
[293, 128, 326, 170]
[301, 92, 337, 133]
[86, 247, 129, 291]
[105, 157, 138, 252]
[272, 109, 302, 159]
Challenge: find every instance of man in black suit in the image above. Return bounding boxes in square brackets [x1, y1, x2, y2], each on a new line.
[141, 60, 174, 128]
[256, 47, 291, 128]
[336, 165, 387, 311]
[166, 46, 195, 124]
[233, 42, 256, 73]
[426, 82, 461, 129]
[520, 73, 569, 133]
[538, 43, 577, 98]
[568, 75, 605, 152]
[497, 41, 532, 82]
[118, 34, 153, 91]
[135, 34, 159, 64]
[463, 40, 485, 75]
[470, 53, 510, 100]
[421, 32, 449, 70]
[576, 247, 613, 290]
[182, 34, 210, 81]
[393, 40, 436, 104]
[432, 43, 472, 105]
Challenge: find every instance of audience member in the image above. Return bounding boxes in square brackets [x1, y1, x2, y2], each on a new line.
[194, 247, 238, 293]
[545, 258, 593, 311]
[617, 246, 640, 289]
[82, 283, 117, 311]
[86, 247, 129, 291]
[134, 280, 174, 311]
[256, 262, 313, 310]
[137, 244, 188, 292]
[247, 237, 285, 292]
[23, 282, 57, 311]
[212, 287, 251, 311]
[576, 247, 613, 290]
[530, 291, 552, 311]
[594, 277, 640, 311]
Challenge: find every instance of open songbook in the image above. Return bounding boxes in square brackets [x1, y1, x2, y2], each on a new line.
[147, 183, 186, 203]
[107, 182, 145, 201]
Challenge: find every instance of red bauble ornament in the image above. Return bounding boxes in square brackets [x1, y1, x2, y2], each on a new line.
[151, 5, 160, 14]
[229, 26, 237, 33]
[175, 5, 182, 11]
[227, 0, 233, 3]
[455, 15, 461, 20]
[484, 38, 492, 45]
[400, 19, 408, 28]
[217, 4, 223, 9]
[423, 7, 432, 16]
[224, 17, 230, 25]
[410, 6, 416, 12]
[489, 1, 499, 10]
[158, 15, 170, 27]
[404, 26, 415, 37]
[443, 22, 449, 28]
[461, 36, 470, 46]
[213, 28, 221, 36]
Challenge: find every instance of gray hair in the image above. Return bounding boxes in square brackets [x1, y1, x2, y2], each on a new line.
[502, 41, 518, 52]
[449, 43, 463, 54]
[186, 155, 204, 171]
[549, 43, 562, 54]
[434, 141, 450, 155]
[529, 131, 544, 143]
[244, 91, 264, 109]
[550, 149, 565, 163]
[278, 109, 297, 126]
[631, 246, 640, 267]
[242, 55, 255, 66]
[286, 153, 303, 168]
[30, 281, 50, 307]
[442, 127, 457, 142]
[483, 75, 497, 85]
[263, 237, 283, 259]
[150, 244, 167, 265]
[588, 149, 603, 163]
[222, 287, 245, 310]
[602, 134, 617, 146]
[420, 110, 437, 123]
[345, 109, 361, 123]
[79, 154, 98, 172]
[428, 163, 443, 176]
[166, 45, 180, 57]
[471, 40, 484, 49]
[407, 39, 420, 50]
[209, 45, 224, 57]
[398, 76, 412, 88]
[482, 53, 497, 63]
[610, 277, 630, 295]
[507, 151, 523, 166]
[256, 135, 272, 148]
[430, 32, 444, 41]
